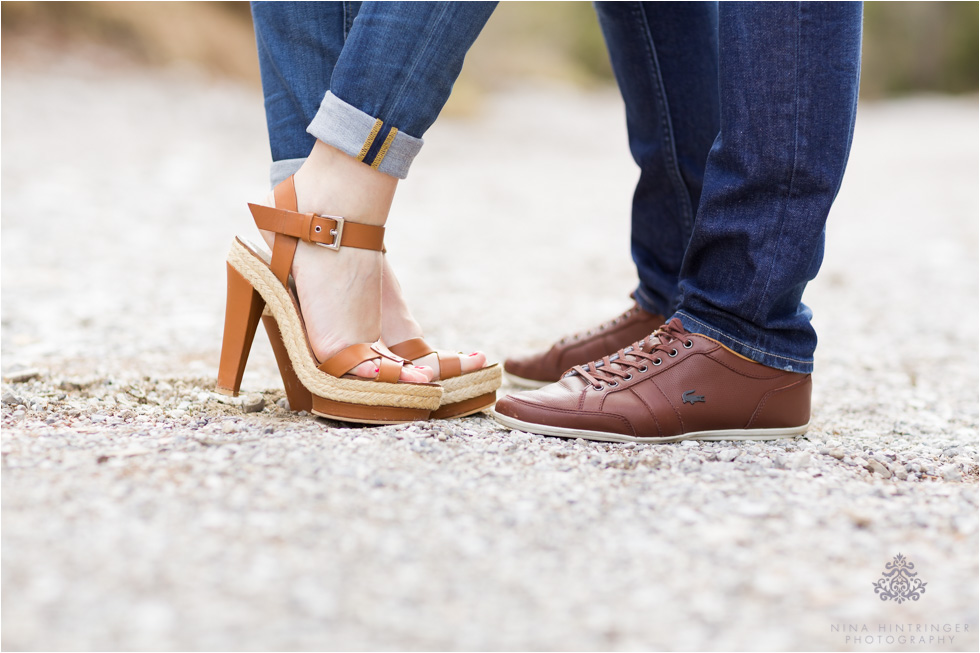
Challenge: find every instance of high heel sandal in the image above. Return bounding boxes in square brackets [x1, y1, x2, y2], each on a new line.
[386, 338, 501, 419]
[215, 176, 442, 424]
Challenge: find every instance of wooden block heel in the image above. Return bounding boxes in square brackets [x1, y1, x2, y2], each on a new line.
[216, 263, 265, 397]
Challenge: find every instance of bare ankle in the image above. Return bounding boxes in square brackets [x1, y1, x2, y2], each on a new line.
[292, 141, 398, 226]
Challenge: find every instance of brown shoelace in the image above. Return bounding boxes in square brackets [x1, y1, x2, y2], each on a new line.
[569, 318, 692, 390]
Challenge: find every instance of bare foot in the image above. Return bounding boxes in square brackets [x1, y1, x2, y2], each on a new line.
[380, 256, 488, 380]
[259, 142, 429, 383]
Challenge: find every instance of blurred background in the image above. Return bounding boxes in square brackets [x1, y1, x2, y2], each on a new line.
[2, 1, 978, 101]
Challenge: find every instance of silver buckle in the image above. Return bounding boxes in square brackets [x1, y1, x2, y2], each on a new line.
[314, 216, 344, 251]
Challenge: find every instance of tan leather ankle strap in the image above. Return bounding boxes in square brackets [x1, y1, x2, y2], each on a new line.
[248, 203, 386, 252]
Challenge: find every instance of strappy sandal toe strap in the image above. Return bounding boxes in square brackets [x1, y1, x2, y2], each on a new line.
[388, 337, 501, 419]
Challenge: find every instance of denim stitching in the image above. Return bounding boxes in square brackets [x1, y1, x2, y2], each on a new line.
[356, 119, 384, 162]
[632, 2, 694, 234]
[371, 127, 398, 169]
[676, 311, 813, 366]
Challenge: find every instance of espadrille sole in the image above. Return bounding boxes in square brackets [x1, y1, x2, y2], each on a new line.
[431, 364, 501, 419]
[226, 238, 442, 419]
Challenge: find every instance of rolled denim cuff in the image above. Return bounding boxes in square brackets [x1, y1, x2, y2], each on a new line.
[307, 91, 424, 179]
[673, 310, 815, 374]
[270, 158, 307, 188]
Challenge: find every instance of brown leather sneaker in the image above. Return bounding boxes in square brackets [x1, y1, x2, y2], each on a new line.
[492, 318, 810, 443]
[504, 303, 666, 388]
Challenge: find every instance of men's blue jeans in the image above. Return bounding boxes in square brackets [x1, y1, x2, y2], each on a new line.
[598, 1, 862, 373]
[251, 1, 496, 183]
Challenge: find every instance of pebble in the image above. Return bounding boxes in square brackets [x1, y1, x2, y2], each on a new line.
[940, 464, 962, 482]
[2, 390, 26, 407]
[867, 460, 891, 479]
[3, 368, 42, 383]
[242, 397, 265, 413]
[716, 448, 740, 462]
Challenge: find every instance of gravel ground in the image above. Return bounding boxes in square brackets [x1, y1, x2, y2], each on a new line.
[2, 53, 978, 650]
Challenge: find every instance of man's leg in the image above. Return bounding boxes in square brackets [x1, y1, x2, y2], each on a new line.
[503, 2, 720, 387]
[494, 2, 863, 442]
[674, 1, 862, 373]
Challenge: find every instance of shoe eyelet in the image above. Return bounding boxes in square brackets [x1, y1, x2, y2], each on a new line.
[684, 340, 694, 349]
[669, 349, 678, 357]
[591, 384, 603, 391]
[624, 374, 633, 381]
[653, 358, 662, 366]
[608, 382, 618, 388]
[639, 365, 648, 373]
[314, 225, 322, 233]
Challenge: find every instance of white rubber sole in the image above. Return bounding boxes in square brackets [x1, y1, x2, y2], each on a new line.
[491, 409, 808, 444]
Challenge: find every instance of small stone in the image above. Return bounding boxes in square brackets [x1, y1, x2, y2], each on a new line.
[790, 453, 811, 470]
[867, 460, 891, 478]
[893, 466, 908, 481]
[828, 449, 845, 460]
[2, 390, 25, 407]
[3, 368, 41, 383]
[680, 440, 698, 448]
[717, 448, 739, 462]
[90, 414, 108, 423]
[242, 396, 265, 413]
[276, 398, 290, 410]
[221, 421, 238, 434]
[940, 464, 962, 482]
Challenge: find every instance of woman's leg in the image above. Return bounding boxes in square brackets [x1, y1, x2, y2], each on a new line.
[251, 1, 497, 380]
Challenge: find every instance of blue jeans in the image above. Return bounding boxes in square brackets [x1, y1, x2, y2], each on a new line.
[251, 1, 496, 182]
[599, 1, 862, 373]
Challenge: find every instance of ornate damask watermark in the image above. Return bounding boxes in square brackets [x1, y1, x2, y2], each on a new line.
[872, 553, 927, 603]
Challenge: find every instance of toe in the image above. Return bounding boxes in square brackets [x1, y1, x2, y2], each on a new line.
[399, 366, 430, 383]
[460, 351, 487, 374]
[413, 365, 437, 382]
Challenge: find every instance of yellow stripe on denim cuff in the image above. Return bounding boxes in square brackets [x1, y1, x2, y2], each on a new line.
[370, 127, 399, 170]
[356, 119, 384, 162]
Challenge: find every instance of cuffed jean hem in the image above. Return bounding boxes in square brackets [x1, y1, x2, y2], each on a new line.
[673, 310, 815, 374]
[270, 158, 307, 188]
[307, 91, 423, 179]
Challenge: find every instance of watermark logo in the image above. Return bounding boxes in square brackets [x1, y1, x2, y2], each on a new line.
[872, 553, 927, 603]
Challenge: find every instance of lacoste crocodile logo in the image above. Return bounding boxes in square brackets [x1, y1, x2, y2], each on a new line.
[682, 390, 705, 405]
